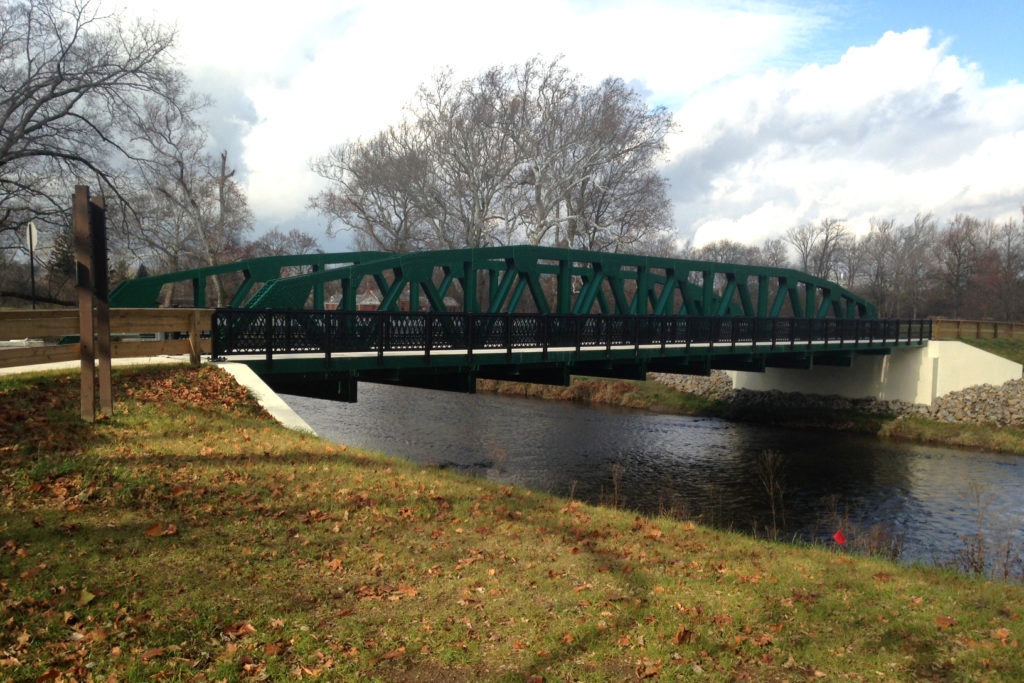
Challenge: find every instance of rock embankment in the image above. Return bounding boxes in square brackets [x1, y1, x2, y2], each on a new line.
[649, 371, 1024, 427]
[927, 379, 1024, 427]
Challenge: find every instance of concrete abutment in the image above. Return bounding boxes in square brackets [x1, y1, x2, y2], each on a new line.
[727, 341, 1022, 407]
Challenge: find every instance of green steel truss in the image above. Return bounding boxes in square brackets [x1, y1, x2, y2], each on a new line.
[233, 246, 876, 319]
[109, 252, 388, 308]
[106, 247, 905, 403]
[110, 246, 876, 318]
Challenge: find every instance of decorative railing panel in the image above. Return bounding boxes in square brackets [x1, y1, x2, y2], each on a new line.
[212, 309, 931, 363]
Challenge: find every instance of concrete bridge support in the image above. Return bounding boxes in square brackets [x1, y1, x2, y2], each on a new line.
[728, 341, 1023, 407]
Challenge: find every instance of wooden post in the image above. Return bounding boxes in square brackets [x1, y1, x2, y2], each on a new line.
[189, 309, 201, 365]
[90, 195, 113, 415]
[73, 186, 95, 422]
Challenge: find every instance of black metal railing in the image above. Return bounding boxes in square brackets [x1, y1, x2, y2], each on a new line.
[211, 309, 932, 365]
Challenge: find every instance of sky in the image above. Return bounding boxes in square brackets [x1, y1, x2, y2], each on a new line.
[125, 0, 1024, 250]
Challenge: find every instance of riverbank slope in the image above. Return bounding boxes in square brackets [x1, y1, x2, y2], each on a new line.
[478, 371, 1024, 454]
[2, 365, 1023, 680]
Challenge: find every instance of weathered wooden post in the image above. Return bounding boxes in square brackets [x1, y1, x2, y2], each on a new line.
[91, 195, 112, 415]
[73, 187, 95, 421]
[73, 185, 112, 422]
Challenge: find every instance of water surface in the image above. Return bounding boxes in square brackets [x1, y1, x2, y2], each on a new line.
[282, 383, 1024, 566]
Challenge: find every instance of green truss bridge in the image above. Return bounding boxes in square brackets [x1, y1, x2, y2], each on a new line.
[109, 246, 931, 402]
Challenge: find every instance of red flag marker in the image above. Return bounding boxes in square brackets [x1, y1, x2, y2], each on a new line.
[833, 529, 846, 545]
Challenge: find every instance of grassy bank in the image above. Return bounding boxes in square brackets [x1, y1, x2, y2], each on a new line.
[478, 377, 1024, 455]
[3, 366, 1024, 680]
[960, 337, 1024, 366]
[476, 377, 722, 416]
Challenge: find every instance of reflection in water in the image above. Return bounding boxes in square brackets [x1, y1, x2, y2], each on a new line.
[282, 383, 1024, 566]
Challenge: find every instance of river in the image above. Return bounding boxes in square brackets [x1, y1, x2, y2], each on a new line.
[281, 383, 1024, 570]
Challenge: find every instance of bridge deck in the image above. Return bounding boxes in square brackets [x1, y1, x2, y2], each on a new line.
[222, 337, 890, 362]
[211, 309, 929, 402]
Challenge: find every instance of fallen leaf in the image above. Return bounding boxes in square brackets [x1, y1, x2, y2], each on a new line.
[672, 625, 695, 646]
[141, 647, 165, 662]
[84, 628, 108, 643]
[380, 646, 406, 660]
[79, 588, 96, 606]
[225, 622, 258, 638]
[935, 617, 956, 629]
[144, 522, 178, 538]
[635, 657, 662, 679]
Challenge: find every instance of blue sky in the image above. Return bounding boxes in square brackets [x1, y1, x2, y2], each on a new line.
[130, 0, 1024, 249]
[806, 0, 1023, 85]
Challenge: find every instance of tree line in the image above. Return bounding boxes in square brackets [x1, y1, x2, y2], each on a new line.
[2, 0, 1021, 322]
[688, 211, 1024, 321]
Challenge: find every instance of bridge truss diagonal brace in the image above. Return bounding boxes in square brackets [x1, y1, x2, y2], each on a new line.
[132, 245, 879, 323]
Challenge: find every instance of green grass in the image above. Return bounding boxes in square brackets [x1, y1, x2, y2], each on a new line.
[478, 376, 721, 415]
[3, 365, 1024, 680]
[960, 337, 1024, 366]
[880, 416, 1024, 454]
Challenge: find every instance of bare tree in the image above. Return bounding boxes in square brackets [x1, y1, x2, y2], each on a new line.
[859, 217, 898, 315]
[784, 218, 849, 280]
[0, 0, 196, 242]
[310, 58, 674, 253]
[310, 124, 432, 252]
[756, 238, 790, 269]
[783, 222, 816, 274]
[693, 238, 760, 264]
[990, 212, 1024, 320]
[931, 213, 984, 318]
[507, 63, 674, 251]
[241, 228, 321, 258]
[128, 94, 252, 304]
[891, 213, 936, 318]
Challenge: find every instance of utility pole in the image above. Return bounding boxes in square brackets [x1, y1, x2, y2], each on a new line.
[26, 221, 37, 310]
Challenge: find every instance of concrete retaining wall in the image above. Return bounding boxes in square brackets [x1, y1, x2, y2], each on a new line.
[727, 341, 1023, 406]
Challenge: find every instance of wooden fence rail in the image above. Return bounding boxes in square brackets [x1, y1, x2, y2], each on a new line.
[931, 319, 1024, 340]
[0, 308, 215, 370]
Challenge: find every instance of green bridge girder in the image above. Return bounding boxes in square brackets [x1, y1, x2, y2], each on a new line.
[120, 246, 874, 319]
[106, 248, 915, 404]
[109, 251, 388, 309]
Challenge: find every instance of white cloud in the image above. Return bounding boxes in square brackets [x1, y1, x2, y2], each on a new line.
[122, 3, 1023, 247]
[125, 0, 820, 231]
[670, 29, 1024, 247]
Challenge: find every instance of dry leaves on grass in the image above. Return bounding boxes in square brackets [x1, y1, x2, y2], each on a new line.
[144, 523, 178, 538]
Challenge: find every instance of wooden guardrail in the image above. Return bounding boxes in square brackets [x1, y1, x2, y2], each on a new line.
[0, 308, 215, 370]
[931, 319, 1024, 340]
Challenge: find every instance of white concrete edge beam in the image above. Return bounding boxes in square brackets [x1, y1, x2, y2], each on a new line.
[212, 362, 317, 435]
